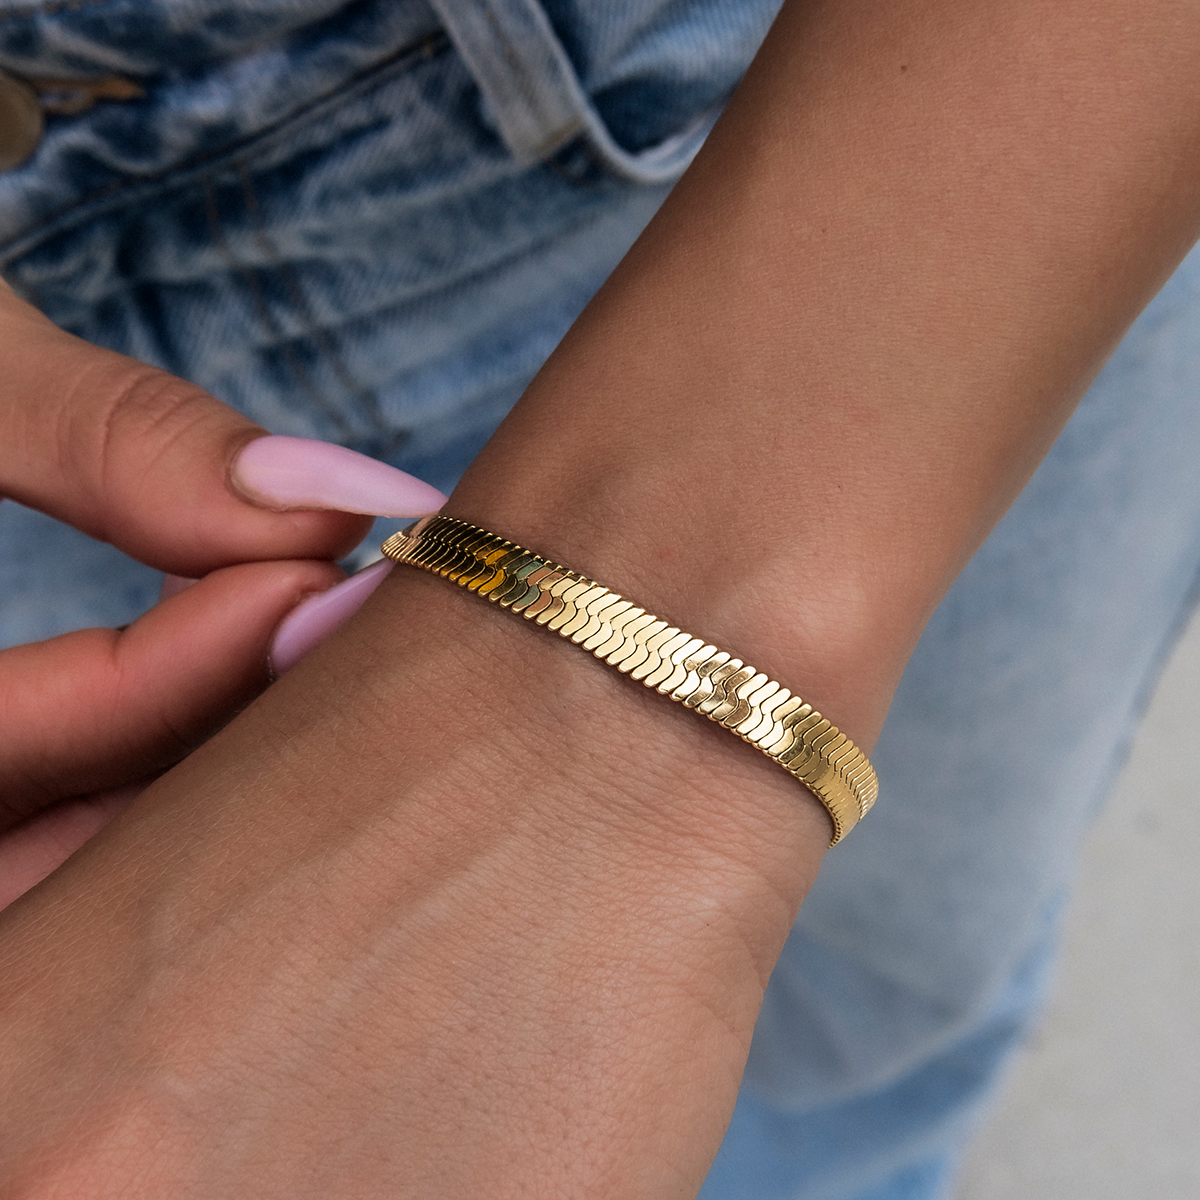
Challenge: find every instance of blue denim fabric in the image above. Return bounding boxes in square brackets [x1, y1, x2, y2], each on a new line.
[0, 0, 774, 460]
[702, 248, 1200, 1199]
[2, 0, 777, 632]
[3, 4, 1200, 1199]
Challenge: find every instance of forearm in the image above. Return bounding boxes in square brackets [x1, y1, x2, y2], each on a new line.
[453, 0, 1200, 741]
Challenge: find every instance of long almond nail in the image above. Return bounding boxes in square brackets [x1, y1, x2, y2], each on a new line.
[269, 559, 393, 675]
[159, 574, 198, 601]
[232, 435, 446, 517]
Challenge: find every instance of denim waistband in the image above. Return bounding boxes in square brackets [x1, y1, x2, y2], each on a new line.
[0, 0, 780, 254]
[0, 0, 778, 470]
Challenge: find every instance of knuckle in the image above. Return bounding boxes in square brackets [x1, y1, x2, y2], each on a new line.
[88, 367, 214, 486]
[56, 358, 247, 528]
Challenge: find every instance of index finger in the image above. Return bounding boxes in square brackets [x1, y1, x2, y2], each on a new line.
[0, 285, 442, 576]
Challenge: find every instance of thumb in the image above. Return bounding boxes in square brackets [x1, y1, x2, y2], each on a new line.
[0, 284, 444, 576]
[0, 556, 349, 833]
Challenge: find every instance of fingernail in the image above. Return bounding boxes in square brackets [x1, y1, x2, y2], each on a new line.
[232, 435, 447, 518]
[160, 574, 198, 601]
[269, 559, 393, 675]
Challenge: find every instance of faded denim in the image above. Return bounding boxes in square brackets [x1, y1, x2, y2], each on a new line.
[2, 3, 1199, 1198]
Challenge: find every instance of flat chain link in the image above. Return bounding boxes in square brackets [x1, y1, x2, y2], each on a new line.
[381, 515, 878, 844]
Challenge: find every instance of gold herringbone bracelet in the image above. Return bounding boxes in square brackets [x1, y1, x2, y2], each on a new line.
[380, 516, 878, 844]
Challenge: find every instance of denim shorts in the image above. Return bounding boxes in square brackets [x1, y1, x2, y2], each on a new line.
[3, 4, 1200, 1198]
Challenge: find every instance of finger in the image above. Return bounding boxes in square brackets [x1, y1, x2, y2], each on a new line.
[160, 574, 199, 601]
[0, 557, 345, 832]
[0, 558, 395, 892]
[0, 284, 444, 576]
[268, 559, 393, 675]
[0, 785, 142, 912]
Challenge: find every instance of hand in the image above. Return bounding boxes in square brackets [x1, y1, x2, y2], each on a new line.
[4, 0, 1197, 1191]
[0, 282, 444, 905]
[0, 565, 832, 1198]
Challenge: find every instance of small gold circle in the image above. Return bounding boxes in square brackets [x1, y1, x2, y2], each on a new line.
[0, 71, 44, 172]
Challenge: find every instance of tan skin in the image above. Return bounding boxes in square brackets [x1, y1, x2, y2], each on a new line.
[3, 1, 1200, 1195]
[0, 282, 371, 821]
[0, 282, 378, 905]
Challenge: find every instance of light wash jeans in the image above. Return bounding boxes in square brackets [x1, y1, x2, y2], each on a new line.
[3, 4, 1199, 1197]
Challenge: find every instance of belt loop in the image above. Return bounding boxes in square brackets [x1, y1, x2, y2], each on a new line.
[427, 0, 717, 184]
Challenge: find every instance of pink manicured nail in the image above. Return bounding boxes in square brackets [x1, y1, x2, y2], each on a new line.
[269, 559, 393, 675]
[160, 574, 198, 601]
[232, 435, 446, 517]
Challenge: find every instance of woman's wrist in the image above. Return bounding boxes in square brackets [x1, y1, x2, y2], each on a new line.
[439, 0, 1200, 771]
[445, 425, 906, 751]
[359, 563, 835, 889]
[0, 559, 831, 1198]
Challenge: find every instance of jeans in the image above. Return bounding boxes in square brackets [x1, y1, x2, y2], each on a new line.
[3, 3, 1199, 1197]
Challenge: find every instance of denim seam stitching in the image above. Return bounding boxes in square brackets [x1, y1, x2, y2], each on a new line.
[0, 28, 449, 265]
